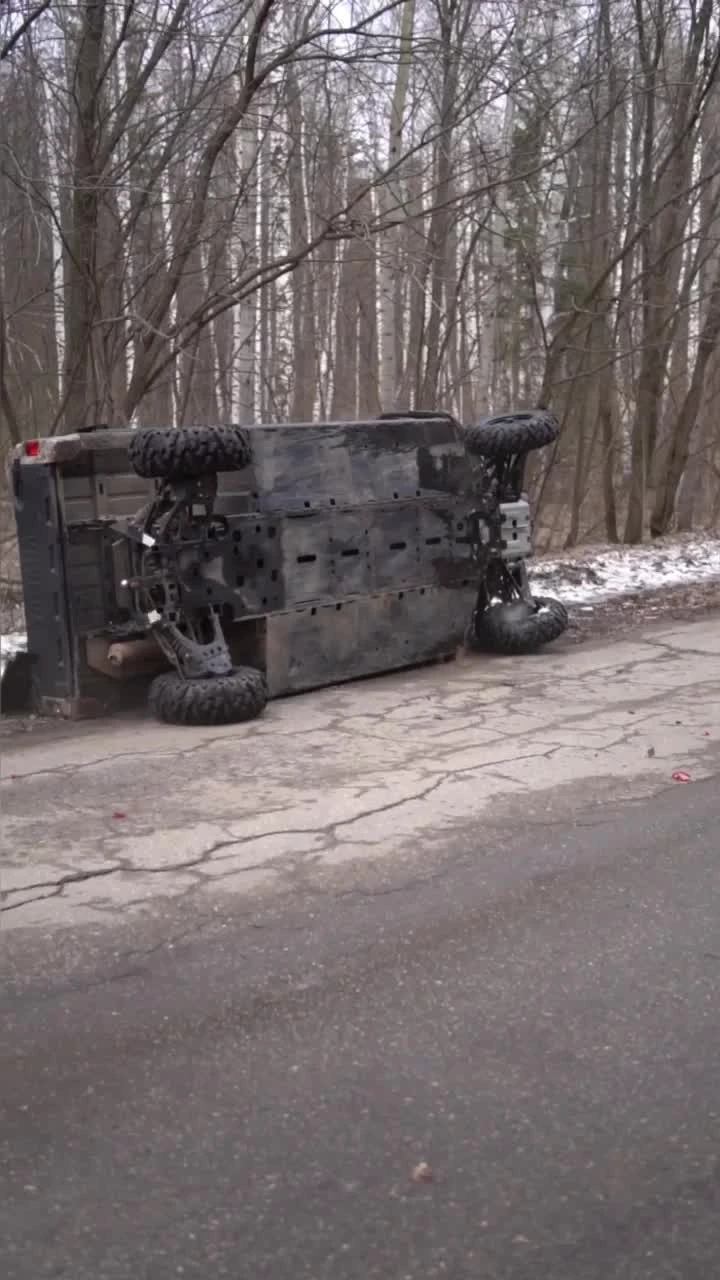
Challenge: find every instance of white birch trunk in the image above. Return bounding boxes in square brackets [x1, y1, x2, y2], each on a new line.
[109, 1, 133, 411]
[200, 237, 221, 422]
[230, 92, 260, 424]
[158, 165, 178, 429]
[41, 53, 66, 406]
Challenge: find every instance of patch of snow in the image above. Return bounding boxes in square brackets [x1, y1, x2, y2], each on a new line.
[529, 535, 720, 604]
[0, 633, 27, 677]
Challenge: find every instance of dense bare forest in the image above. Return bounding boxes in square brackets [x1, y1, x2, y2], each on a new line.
[1, 0, 719, 555]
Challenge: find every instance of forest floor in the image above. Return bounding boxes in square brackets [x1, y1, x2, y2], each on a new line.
[530, 531, 720, 644]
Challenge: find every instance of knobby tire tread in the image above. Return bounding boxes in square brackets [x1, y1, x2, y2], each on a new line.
[148, 665, 267, 726]
[470, 596, 569, 655]
[128, 426, 252, 480]
[464, 410, 559, 459]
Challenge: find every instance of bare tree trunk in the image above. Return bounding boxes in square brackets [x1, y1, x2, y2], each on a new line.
[675, 85, 720, 529]
[651, 253, 720, 534]
[231, 103, 260, 424]
[418, 0, 468, 409]
[330, 165, 378, 419]
[62, 0, 107, 431]
[398, 162, 427, 406]
[331, 167, 361, 419]
[287, 72, 315, 421]
[257, 114, 273, 420]
[40, 67, 66, 410]
[476, 0, 531, 410]
[600, 347, 620, 543]
[624, 0, 716, 541]
[378, 0, 415, 411]
[0, 279, 22, 446]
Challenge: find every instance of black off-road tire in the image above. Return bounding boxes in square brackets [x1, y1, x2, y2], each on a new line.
[128, 426, 252, 481]
[464, 410, 559, 459]
[148, 665, 267, 726]
[469, 596, 568, 655]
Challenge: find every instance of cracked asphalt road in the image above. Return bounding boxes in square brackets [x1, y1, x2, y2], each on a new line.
[2, 618, 720, 1278]
[2, 618, 720, 927]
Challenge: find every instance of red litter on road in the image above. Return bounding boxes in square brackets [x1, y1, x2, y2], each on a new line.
[671, 771, 691, 784]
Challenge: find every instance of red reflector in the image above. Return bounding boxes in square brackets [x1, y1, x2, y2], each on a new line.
[24, 440, 41, 458]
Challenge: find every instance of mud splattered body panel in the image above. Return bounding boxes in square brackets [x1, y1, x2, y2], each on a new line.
[11, 418, 531, 716]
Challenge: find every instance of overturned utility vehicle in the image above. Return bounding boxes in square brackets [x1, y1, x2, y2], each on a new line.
[7, 410, 567, 726]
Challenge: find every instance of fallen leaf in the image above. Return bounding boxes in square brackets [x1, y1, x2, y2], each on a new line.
[112, 811, 127, 819]
[647, 747, 655, 758]
[671, 770, 691, 784]
[411, 1162, 434, 1184]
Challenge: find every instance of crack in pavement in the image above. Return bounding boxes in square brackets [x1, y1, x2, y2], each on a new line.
[0, 837, 272, 909]
[640, 637, 720, 658]
[1, 767, 528, 907]
[5, 647, 713, 785]
[6, 722, 717, 909]
[0, 705, 708, 788]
